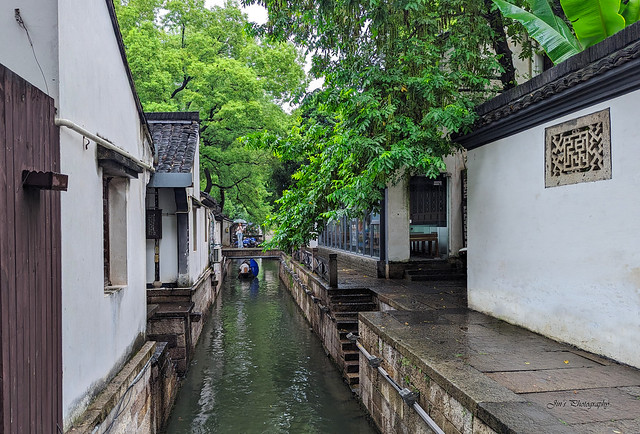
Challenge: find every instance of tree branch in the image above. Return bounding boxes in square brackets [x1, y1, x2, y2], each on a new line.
[171, 74, 193, 99]
[209, 174, 252, 190]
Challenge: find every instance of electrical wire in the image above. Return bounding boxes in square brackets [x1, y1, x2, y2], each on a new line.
[14, 8, 50, 95]
[102, 357, 152, 434]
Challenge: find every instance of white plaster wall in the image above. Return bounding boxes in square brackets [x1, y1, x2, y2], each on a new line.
[385, 175, 410, 262]
[57, 0, 153, 426]
[467, 94, 640, 368]
[443, 152, 466, 255]
[212, 219, 223, 283]
[222, 219, 233, 246]
[146, 189, 179, 284]
[0, 2, 59, 100]
[189, 205, 210, 284]
[509, 40, 545, 84]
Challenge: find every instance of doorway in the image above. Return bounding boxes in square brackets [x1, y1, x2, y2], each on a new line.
[409, 174, 448, 258]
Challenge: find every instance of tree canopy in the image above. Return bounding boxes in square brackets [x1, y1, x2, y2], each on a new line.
[244, 0, 510, 250]
[115, 0, 308, 223]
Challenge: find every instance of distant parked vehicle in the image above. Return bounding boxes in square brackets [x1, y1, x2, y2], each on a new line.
[243, 237, 257, 248]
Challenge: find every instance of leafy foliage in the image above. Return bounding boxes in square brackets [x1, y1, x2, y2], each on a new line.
[114, 0, 308, 222]
[243, 0, 506, 250]
[493, 0, 636, 64]
[562, 0, 625, 47]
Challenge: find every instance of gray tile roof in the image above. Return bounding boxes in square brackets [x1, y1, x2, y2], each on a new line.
[146, 112, 200, 173]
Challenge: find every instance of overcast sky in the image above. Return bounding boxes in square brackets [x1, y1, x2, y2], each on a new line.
[204, 0, 324, 98]
[204, 0, 268, 24]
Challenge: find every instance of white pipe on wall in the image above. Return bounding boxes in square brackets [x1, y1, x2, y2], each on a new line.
[55, 118, 155, 172]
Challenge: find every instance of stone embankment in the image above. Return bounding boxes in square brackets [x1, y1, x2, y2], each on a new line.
[283, 256, 640, 434]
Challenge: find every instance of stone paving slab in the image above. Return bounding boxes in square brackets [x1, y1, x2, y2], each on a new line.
[570, 417, 640, 434]
[468, 350, 603, 373]
[476, 401, 578, 433]
[522, 387, 640, 424]
[347, 270, 640, 433]
[487, 365, 640, 394]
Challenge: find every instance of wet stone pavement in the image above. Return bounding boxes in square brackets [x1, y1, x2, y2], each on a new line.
[337, 267, 640, 433]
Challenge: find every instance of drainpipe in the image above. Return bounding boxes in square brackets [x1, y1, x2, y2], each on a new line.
[153, 188, 161, 287]
[55, 118, 155, 172]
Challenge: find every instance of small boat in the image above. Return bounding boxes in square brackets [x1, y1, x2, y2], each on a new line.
[238, 259, 259, 279]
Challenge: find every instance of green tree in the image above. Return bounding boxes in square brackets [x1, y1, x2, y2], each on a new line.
[114, 0, 308, 222]
[244, 0, 507, 250]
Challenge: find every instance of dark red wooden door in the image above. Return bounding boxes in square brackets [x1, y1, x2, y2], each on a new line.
[0, 64, 62, 433]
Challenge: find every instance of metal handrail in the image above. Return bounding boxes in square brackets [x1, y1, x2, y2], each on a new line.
[348, 334, 445, 434]
[298, 247, 329, 280]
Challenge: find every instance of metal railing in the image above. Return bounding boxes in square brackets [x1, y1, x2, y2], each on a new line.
[293, 247, 338, 287]
[348, 333, 445, 434]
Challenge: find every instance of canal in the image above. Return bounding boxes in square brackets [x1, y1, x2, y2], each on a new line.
[165, 259, 377, 433]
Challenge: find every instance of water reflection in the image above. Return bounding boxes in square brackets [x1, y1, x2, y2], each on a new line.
[165, 259, 376, 434]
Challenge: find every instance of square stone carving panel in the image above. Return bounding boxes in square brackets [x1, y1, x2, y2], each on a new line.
[545, 108, 611, 188]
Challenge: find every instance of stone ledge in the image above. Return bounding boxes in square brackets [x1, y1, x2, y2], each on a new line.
[358, 311, 578, 433]
[68, 341, 156, 433]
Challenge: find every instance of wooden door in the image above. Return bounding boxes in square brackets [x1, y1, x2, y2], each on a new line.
[0, 64, 62, 433]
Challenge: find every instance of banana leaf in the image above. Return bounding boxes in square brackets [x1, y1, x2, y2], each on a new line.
[493, 0, 582, 64]
[561, 0, 626, 47]
[620, 0, 640, 25]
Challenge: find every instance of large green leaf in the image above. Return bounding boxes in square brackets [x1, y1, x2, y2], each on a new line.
[529, 0, 582, 49]
[620, 0, 640, 25]
[561, 0, 626, 47]
[493, 0, 582, 63]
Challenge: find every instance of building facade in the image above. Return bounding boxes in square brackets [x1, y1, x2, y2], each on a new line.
[1, 1, 166, 431]
[457, 23, 640, 369]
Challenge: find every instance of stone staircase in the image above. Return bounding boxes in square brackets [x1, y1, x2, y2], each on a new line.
[328, 288, 378, 389]
[404, 259, 466, 282]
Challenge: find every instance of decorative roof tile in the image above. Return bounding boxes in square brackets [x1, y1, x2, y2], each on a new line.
[146, 112, 200, 173]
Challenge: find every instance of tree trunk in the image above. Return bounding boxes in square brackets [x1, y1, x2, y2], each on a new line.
[484, 0, 517, 90]
[204, 167, 213, 194]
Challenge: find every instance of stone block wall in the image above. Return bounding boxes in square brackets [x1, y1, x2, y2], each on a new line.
[317, 246, 379, 277]
[190, 269, 213, 347]
[68, 341, 179, 434]
[147, 314, 191, 374]
[358, 320, 497, 434]
[147, 267, 220, 375]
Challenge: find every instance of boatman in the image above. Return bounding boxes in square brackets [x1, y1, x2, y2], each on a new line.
[239, 260, 251, 278]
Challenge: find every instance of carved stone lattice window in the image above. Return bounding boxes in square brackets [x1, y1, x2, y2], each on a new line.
[545, 109, 611, 187]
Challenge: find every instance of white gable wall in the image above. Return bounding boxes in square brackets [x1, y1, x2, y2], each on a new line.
[467, 93, 640, 368]
[188, 140, 210, 283]
[57, 0, 152, 426]
[0, 2, 59, 100]
[189, 205, 210, 284]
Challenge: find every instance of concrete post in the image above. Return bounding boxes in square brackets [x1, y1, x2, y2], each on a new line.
[329, 254, 338, 288]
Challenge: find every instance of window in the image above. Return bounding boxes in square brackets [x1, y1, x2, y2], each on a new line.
[318, 210, 380, 258]
[545, 108, 611, 188]
[103, 176, 128, 289]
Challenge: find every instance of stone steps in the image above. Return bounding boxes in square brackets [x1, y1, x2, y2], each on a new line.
[410, 273, 466, 282]
[328, 288, 378, 390]
[404, 260, 466, 282]
[332, 301, 378, 312]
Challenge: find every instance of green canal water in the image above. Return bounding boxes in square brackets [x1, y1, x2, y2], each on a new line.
[164, 259, 377, 433]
